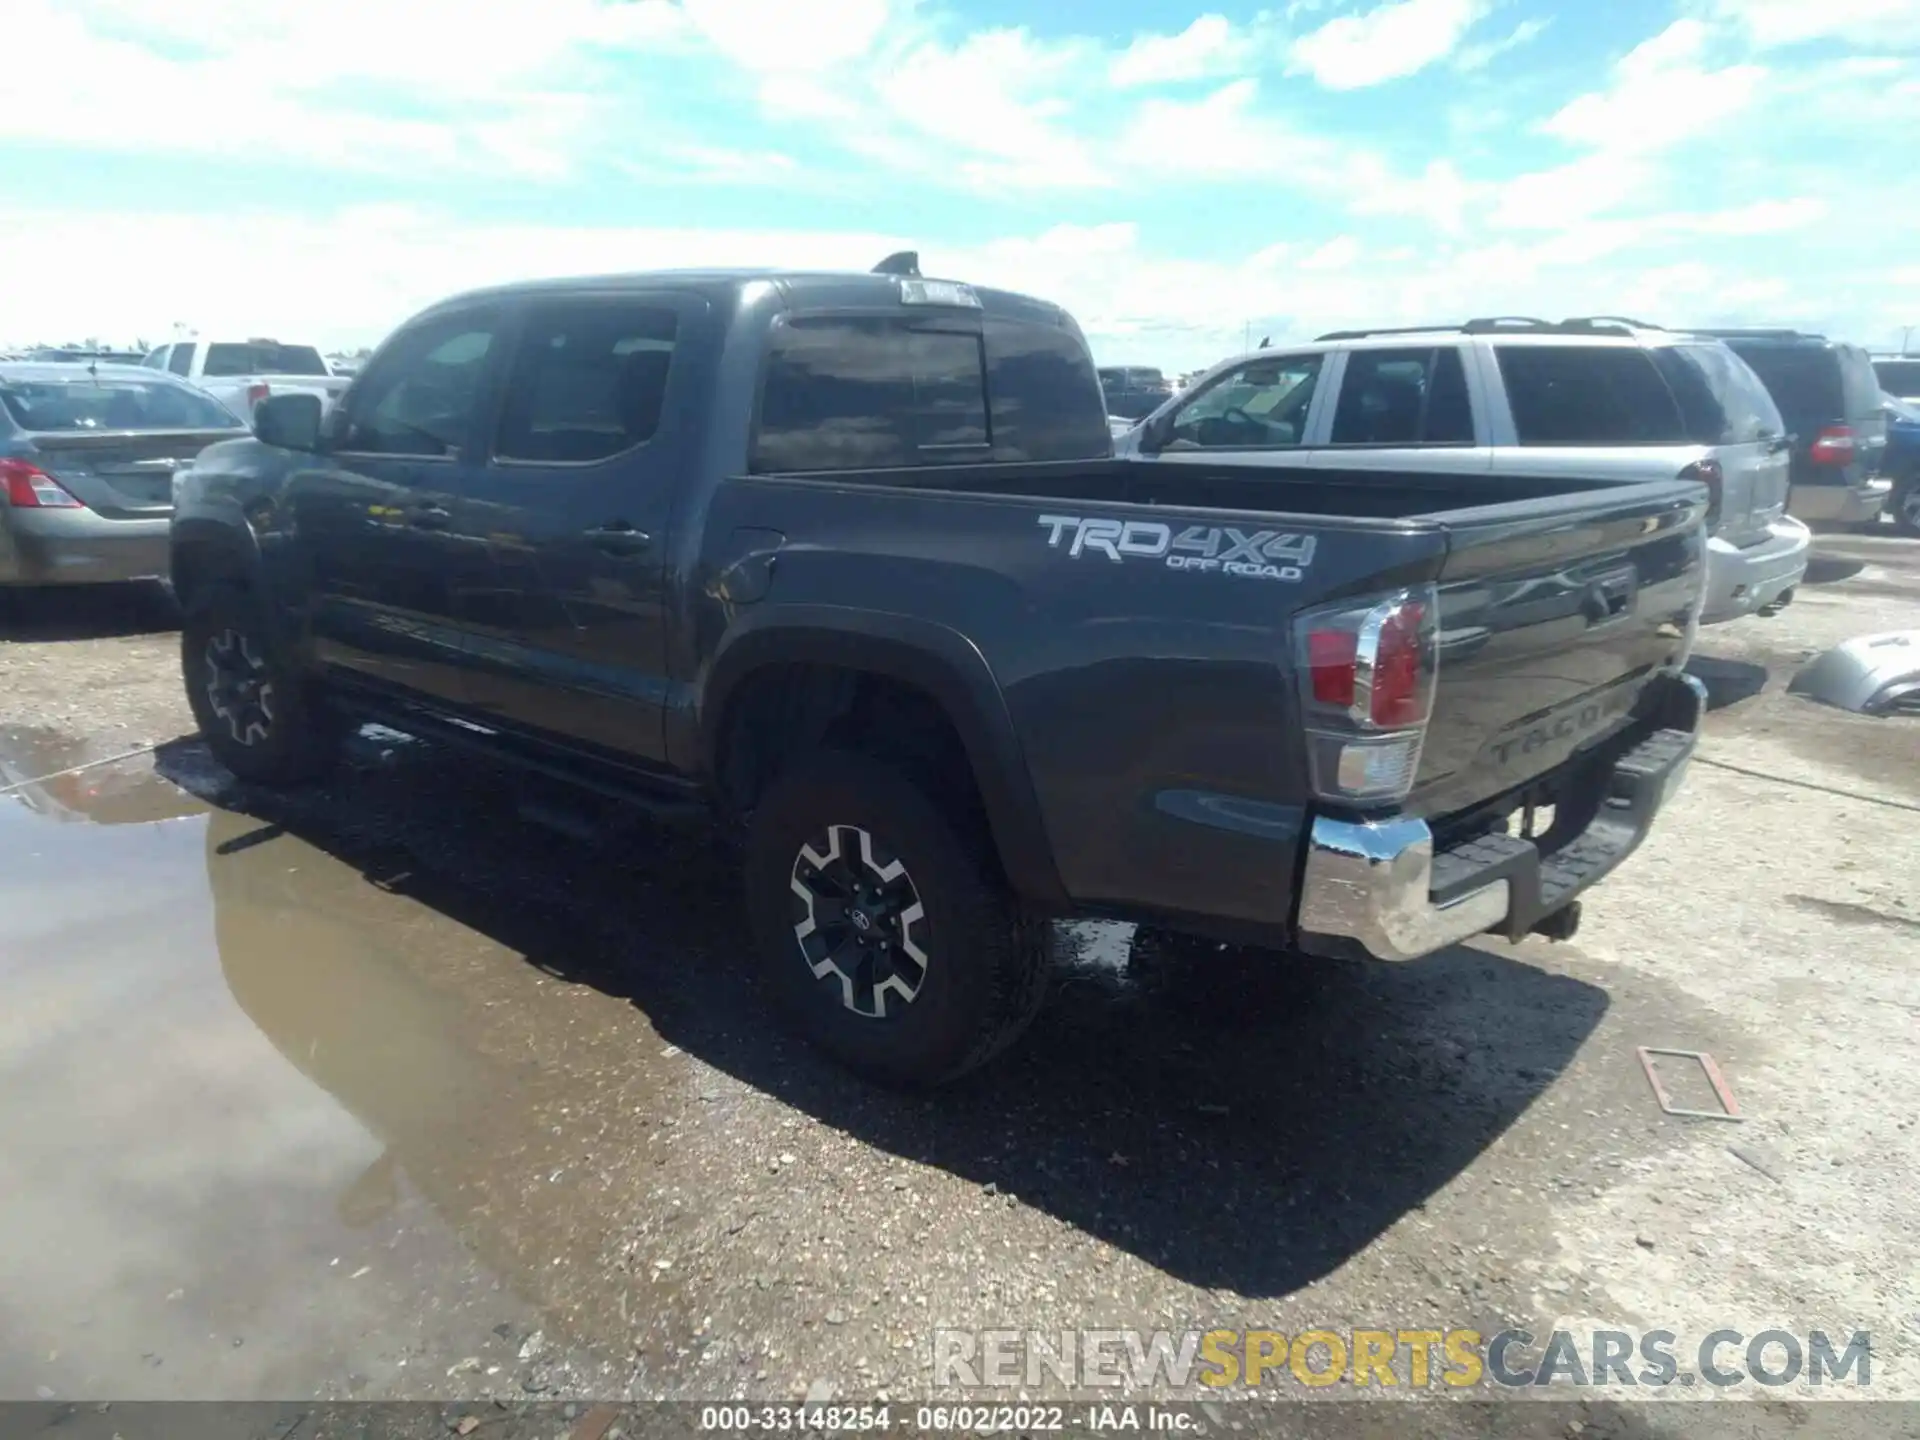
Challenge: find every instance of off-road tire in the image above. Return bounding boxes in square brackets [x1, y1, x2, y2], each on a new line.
[744, 750, 1049, 1086]
[182, 581, 342, 786]
[1892, 479, 1920, 538]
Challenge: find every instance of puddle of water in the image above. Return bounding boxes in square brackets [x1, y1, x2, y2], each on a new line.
[0, 744, 676, 1397]
[0, 725, 208, 827]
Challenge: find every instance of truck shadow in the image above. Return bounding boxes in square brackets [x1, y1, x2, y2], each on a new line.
[166, 741, 1606, 1304]
[0, 581, 178, 641]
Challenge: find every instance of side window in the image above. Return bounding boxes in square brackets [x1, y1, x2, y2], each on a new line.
[1330, 347, 1474, 446]
[1497, 346, 1685, 446]
[1166, 355, 1322, 450]
[142, 347, 169, 370]
[983, 317, 1109, 462]
[494, 301, 678, 464]
[752, 317, 989, 473]
[332, 314, 498, 458]
[1653, 345, 1783, 444]
[167, 343, 195, 376]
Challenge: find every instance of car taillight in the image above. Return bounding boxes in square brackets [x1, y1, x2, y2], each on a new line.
[0, 458, 85, 509]
[1679, 457, 1724, 527]
[1293, 585, 1438, 804]
[1809, 425, 1855, 466]
[247, 382, 271, 409]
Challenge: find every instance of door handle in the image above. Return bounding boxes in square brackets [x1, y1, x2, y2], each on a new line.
[409, 504, 452, 530]
[584, 522, 652, 556]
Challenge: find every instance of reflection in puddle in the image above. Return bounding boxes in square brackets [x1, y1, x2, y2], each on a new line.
[0, 744, 630, 1398]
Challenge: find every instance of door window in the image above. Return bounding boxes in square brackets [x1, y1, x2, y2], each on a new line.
[167, 344, 195, 376]
[1165, 355, 1322, 449]
[1329, 347, 1474, 445]
[332, 315, 499, 458]
[493, 301, 679, 464]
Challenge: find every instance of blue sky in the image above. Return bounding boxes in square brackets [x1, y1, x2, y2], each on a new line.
[4, 0, 1918, 368]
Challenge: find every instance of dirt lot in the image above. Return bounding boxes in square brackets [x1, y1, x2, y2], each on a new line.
[1, 533, 1916, 1431]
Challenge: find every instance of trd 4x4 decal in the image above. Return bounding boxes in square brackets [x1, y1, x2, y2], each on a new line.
[1038, 514, 1317, 582]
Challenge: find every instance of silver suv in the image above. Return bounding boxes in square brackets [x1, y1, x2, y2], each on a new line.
[1119, 317, 1808, 625]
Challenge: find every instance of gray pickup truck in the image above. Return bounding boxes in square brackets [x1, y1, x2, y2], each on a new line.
[170, 260, 1710, 1084]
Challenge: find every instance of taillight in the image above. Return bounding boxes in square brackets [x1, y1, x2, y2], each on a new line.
[1680, 457, 1724, 527]
[1294, 585, 1438, 804]
[0, 458, 85, 509]
[246, 382, 271, 409]
[1809, 425, 1855, 466]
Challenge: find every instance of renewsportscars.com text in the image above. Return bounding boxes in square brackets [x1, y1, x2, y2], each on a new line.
[932, 1327, 1872, 1391]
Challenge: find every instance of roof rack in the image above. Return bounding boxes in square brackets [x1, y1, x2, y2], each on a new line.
[1562, 315, 1665, 331]
[871, 250, 922, 278]
[1313, 316, 1644, 342]
[1690, 327, 1827, 341]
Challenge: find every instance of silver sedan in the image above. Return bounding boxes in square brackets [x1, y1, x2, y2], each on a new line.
[1, 363, 247, 588]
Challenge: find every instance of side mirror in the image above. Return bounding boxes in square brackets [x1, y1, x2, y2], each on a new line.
[1137, 412, 1170, 453]
[253, 392, 324, 451]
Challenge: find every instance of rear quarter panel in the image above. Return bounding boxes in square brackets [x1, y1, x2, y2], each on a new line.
[692, 474, 1451, 926]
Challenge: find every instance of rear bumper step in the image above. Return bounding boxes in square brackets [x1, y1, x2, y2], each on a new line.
[1295, 671, 1706, 962]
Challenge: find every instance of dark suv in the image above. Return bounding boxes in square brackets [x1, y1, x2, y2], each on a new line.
[1694, 329, 1889, 526]
[1097, 366, 1173, 421]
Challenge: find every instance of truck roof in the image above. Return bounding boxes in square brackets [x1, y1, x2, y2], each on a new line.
[421, 267, 1078, 330]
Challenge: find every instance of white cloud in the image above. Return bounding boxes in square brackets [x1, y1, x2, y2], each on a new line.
[4, 203, 1894, 370]
[1109, 15, 1253, 87]
[1454, 16, 1552, 71]
[1701, 0, 1920, 49]
[677, 0, 889, 73]
[1288, 0, 1493, 89]
[1542, 20, 1766, 155]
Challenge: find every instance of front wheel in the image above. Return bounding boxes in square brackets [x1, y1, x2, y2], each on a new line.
[181, 582, 342, 786]
[744, 751, 1049, 1086]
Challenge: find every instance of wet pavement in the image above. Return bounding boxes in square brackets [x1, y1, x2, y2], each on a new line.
[1, 533, 1916, 1412]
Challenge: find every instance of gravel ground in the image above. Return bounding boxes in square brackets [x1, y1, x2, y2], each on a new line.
[0, 533, 1915, 1433]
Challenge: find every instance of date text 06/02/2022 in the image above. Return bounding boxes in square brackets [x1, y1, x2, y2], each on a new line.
[697, 1405, 1191, 1432]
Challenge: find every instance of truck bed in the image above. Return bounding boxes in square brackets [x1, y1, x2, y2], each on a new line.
[780, 456, 1616, 521]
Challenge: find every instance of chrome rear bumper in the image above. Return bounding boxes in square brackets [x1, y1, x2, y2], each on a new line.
[1295, 672, 1707, 962]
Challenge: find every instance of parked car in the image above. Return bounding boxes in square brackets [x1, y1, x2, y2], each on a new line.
[141, 337, 352, 421]
[25, 347, 147, 366]
[171, 262, 1709, 1085]
[1871, 355, 1920, 404]
[1, 363, 247, 589]
[1098, 365, 1174, 421]
[1693, 329, 1889, 528]
[1879, 393, 1920, 535]
[1117, 317, 1806, 625]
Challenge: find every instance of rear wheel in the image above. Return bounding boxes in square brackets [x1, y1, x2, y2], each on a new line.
[182, 582, 341, 786]
[744, 750, 1049, 1086]
[1892, 479, 1920, 537]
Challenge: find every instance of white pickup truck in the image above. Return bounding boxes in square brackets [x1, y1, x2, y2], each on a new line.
[140, 338, 351, 420]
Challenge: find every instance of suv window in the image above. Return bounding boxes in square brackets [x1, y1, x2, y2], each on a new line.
[752, 317, 989, 473]
[494, 302, 677, 464]
[1166, 355, 1322, 450]
[167, 343, 195, 377]
[203, 342, 328, 378]
[1650, 344, 1783, 445]
[1331, 347, 1473, 445]
[1874, 358, 1920, 398]
[141, 348, 168, 370]
[333, 314, 498, 458]
[1497, 346, 1685, 445]
[1837, 347, 1883, 420]
[983, 317, 1110, 463]
[1720, 343, 1843, 428]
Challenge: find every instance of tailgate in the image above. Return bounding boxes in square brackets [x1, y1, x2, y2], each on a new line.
[1408, 480, 1705, 818]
